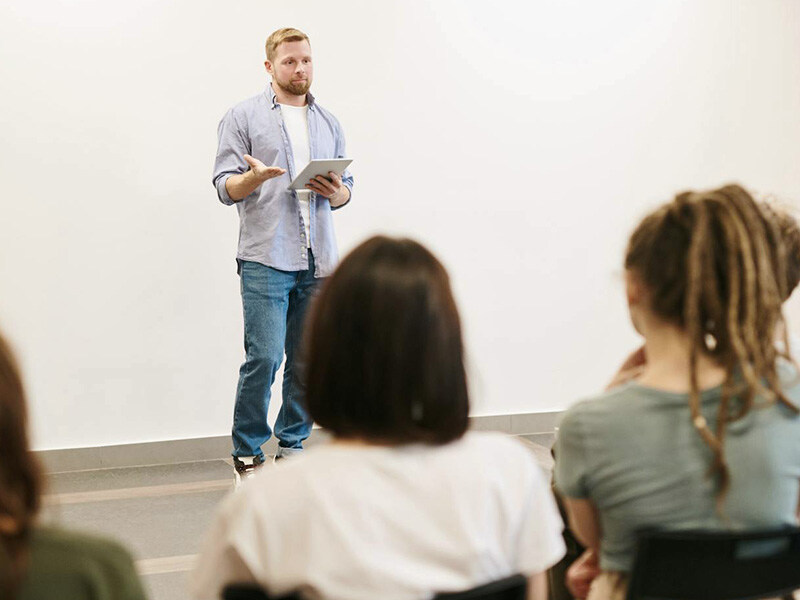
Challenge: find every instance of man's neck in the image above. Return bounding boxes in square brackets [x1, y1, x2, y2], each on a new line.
[272, 82, 307, 107]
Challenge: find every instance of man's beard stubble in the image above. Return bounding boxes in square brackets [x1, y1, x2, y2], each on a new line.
[276, 78, 311, 97]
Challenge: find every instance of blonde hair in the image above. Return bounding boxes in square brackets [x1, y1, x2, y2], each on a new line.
[265, 28, 310, 63]
[760, 201, 800, 300]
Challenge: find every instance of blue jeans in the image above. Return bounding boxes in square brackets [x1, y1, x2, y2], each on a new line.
[232, 253, 319, 458]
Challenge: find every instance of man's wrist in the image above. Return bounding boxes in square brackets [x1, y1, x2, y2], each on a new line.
[247, 169, 268, 185]
[335, 186, 350, 205]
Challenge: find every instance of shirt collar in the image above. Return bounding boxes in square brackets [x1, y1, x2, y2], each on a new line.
[266, 82, 315, 110]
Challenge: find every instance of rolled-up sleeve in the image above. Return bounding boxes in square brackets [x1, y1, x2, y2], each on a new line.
[332, 117, 353, 211]
[213, 109, 251, 206]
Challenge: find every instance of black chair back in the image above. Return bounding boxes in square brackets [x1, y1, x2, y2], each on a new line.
[223, 585, 299, 600]
[434, 574, 527, 600]
[626, 526, 800, 600]
[222, 574, 527, 600]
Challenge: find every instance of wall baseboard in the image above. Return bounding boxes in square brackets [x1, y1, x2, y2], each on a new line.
[35, 411, 563, 473]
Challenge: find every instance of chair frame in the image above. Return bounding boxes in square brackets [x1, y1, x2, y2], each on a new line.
[626, 526, 800, 600]
[223, 573, 527, 600]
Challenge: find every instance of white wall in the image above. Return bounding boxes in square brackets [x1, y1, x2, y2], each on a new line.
[1, 0, 799, 450]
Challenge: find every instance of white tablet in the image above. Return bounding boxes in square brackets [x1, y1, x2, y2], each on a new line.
[289, 158, 353, 191]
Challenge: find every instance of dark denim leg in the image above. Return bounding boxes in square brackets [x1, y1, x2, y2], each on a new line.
[232, 261, 293, 458]
[275, 253, 320, 449]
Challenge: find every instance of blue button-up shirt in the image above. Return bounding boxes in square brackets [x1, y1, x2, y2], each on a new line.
[212, 85, 353, 277]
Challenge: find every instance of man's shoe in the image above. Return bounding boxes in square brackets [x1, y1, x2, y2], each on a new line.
[233, 455, 265, 488]
[273, 447, 302, 464]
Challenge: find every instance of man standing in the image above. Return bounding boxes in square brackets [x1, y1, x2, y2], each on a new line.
[212, 28, 352, 483]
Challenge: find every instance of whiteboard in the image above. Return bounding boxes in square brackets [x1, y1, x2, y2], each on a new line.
[0, 0, 798, 450]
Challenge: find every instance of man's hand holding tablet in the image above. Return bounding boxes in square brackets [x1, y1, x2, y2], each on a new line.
[306, 171, 349, 207]
[289, 158, 352, 208]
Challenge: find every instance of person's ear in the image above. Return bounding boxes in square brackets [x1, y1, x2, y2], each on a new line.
[625, 270, 643, 307]
[625, 269, 648, 337]
[264, 60, 273, 76]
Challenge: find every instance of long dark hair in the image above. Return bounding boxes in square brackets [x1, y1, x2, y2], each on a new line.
[304, 236, 470, 444]
[625, 184, 798, 508]
[0, 332, 42, 598]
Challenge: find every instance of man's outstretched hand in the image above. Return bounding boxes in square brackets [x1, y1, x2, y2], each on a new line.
[224, 155, 286, 201]
[244, 154, 286, 182]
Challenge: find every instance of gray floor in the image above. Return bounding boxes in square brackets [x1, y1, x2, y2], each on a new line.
[41, 433, 555, 600]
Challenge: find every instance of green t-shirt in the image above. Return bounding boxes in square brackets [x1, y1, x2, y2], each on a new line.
[17, 526, 147, 600]
[554, 361, 800, 572]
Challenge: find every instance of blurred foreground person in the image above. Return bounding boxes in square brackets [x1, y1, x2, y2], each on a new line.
[193, 236, 565, 600]
[0, 332, 147, 600]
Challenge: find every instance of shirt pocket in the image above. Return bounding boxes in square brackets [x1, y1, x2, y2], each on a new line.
[251, 129, 286, 168]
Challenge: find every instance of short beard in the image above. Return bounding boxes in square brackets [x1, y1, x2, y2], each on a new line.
[276, 78, 311, 97]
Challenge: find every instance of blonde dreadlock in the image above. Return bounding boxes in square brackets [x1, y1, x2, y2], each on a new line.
[625, 184, 798, 511]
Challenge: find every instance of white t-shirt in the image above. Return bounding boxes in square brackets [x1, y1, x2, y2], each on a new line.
[192, 432, 565, 600]
[280, 103, 312, 248]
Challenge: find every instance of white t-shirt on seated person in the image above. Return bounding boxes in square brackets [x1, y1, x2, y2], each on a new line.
[192, 431, 565, 600]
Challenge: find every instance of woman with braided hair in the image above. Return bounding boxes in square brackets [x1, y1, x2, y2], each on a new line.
[554, 184, 800, 600]
[0, 331, 146, 600]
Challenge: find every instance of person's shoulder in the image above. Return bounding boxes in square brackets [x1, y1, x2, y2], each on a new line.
[241, 446, 338, 495]
[25, 526, 145, 599]
[33, 525, 131, 555]
[234, 446, 361, 525]
[456, 433, 553, 500]
[564, 384, 638, 418]
[456, 431, 544, 473]
[226, 91, 269, 118]
[559, 384, 644, 434]
[310, 97, 334, 116]
[310, 100, 343, 126]
[31, 526, 138, 569]
[459, 430, 531, 455]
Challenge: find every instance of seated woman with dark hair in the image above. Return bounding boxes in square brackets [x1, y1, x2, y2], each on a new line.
[193, 236, 566, 600]
[554, 185, 800, 600]
[0, 333, 147, 600]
